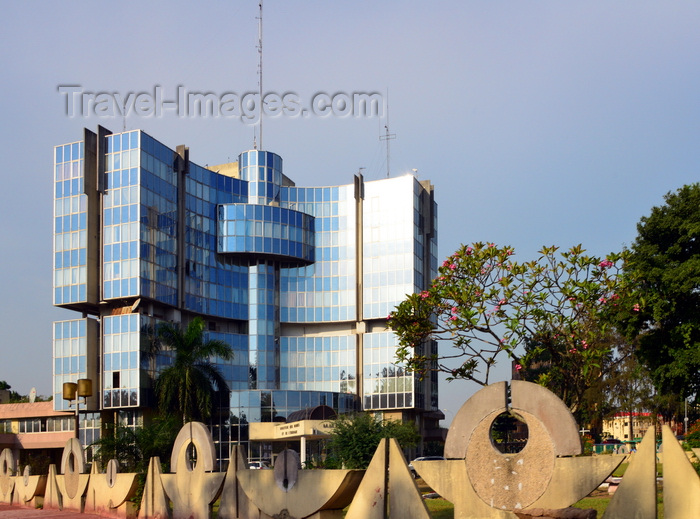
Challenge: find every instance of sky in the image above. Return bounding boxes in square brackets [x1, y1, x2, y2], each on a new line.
[0, 1, 698, 423]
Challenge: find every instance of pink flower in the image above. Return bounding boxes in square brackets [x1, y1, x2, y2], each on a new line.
[506, 249, 514, 256]
[451, 306, 458, 314]
[599, 297, 607, 304]
[449, 263, 456, 270]
[449, 315, 458, 321]
[582, 340, 588, 350]
[387, 314, 392, 320]
[442, 260, 450, 267]
[466, 246, 473, 255]
[633, 303, 640, 312]
[599, 259, 614, 269]
[515, 364, 522, 371]
[420, 291, 429, 299]
[569, 348, 578, 354]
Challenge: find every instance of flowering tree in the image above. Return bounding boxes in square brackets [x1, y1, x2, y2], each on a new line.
[387, 243, 630, 414]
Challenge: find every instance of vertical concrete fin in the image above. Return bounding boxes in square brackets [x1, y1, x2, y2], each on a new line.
[138, 456, 170, 519]
[44, 464, 62, 510]
[602, 427, 657, 519]
[387, 438, 431, 518]
[662, 425, 700, 519]
[345, 438, 387, 519]
[218, 445, 261, 519]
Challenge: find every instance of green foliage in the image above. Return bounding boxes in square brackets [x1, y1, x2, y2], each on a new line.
[21, 452, 51, 476]
[91, 415, 180, 473]
[91, 414, 180, 510]
[92, 423, 141, 472]
[388, 243, 627, 401]
[153, 317, 234, 423]
[687, 419, 700, 448]
[326, 413, 419, 469]
[622, 183, 700, 399]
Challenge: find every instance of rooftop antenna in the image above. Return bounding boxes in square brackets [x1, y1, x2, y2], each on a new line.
[256, 0, 264, 150]
[379, 91, 395, 178]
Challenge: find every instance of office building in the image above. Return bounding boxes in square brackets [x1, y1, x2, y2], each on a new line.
[53, 126, 439, 462]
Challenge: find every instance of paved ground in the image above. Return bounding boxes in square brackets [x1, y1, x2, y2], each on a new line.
[0, 505, 110, 518]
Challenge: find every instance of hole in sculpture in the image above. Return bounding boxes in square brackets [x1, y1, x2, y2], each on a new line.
[68, 452, 76, 473]
[490, 412, 528, 454]
[1, 460, 7, 475]
[186, 442, 198, 472]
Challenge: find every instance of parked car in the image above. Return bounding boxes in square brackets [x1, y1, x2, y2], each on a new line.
[248, 461, 269, 469]
[408, 456, 445, 479]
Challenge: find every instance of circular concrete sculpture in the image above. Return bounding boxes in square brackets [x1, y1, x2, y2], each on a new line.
[274, 449, 300, 492]
[60, 437, 85, 499]
[0, 448, 14, 499]
[444, 381, 582, 511]
[0, 449, 12, 478]
[170, 421, 216, 473]
[466, 408, 555, 510]
[414, 382, 626, 516]
[160, 422, 225, 519]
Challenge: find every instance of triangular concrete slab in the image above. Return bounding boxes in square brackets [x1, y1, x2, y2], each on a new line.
[138, 456, 170, 519]
[345, 438, 430, 519]
[602, 427, 657, 519]
[218, 445, 260, 519]
[662, 425, 700, 519]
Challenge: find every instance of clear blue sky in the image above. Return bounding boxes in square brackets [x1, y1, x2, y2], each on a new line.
[1, 1, 698, 421]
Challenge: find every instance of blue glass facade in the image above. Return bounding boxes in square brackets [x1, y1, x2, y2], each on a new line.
[53, 127, 438, 459]
[53, 141, 87, 305]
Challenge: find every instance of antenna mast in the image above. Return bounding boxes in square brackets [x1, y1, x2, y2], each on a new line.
[256, 0, 264, 150]
[379, 92, 395, 178]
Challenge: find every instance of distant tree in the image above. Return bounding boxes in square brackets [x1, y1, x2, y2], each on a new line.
[153, 317, 234, 423]
[326, 413, 419, 469]
[0, 380, 24, 402]
[621, 184, 700, 399]
[388, 243, 627, 401]
[518, 320, 628, 424]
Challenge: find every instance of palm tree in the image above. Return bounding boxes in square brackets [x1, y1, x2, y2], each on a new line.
[154, 317, 233, 423]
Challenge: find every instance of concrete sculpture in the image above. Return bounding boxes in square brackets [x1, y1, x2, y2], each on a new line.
[158, 422, 225, 519]
[601, 427, 657, 518]
[0, 448, 15, 503]
[11, 465, 46, 509]
[414, 381, 624, 518]
[236, 447, 364, 519]
[85, 459, 139, 518]
[55, 437, 91, 512]
[217, 445, 262, 519]
[3, 383, 700, 518]
[137, 457, 169, 519]
[43, 463, 62, 510]
[345, 437, 431, 519]
[661, 425, 700, 518]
